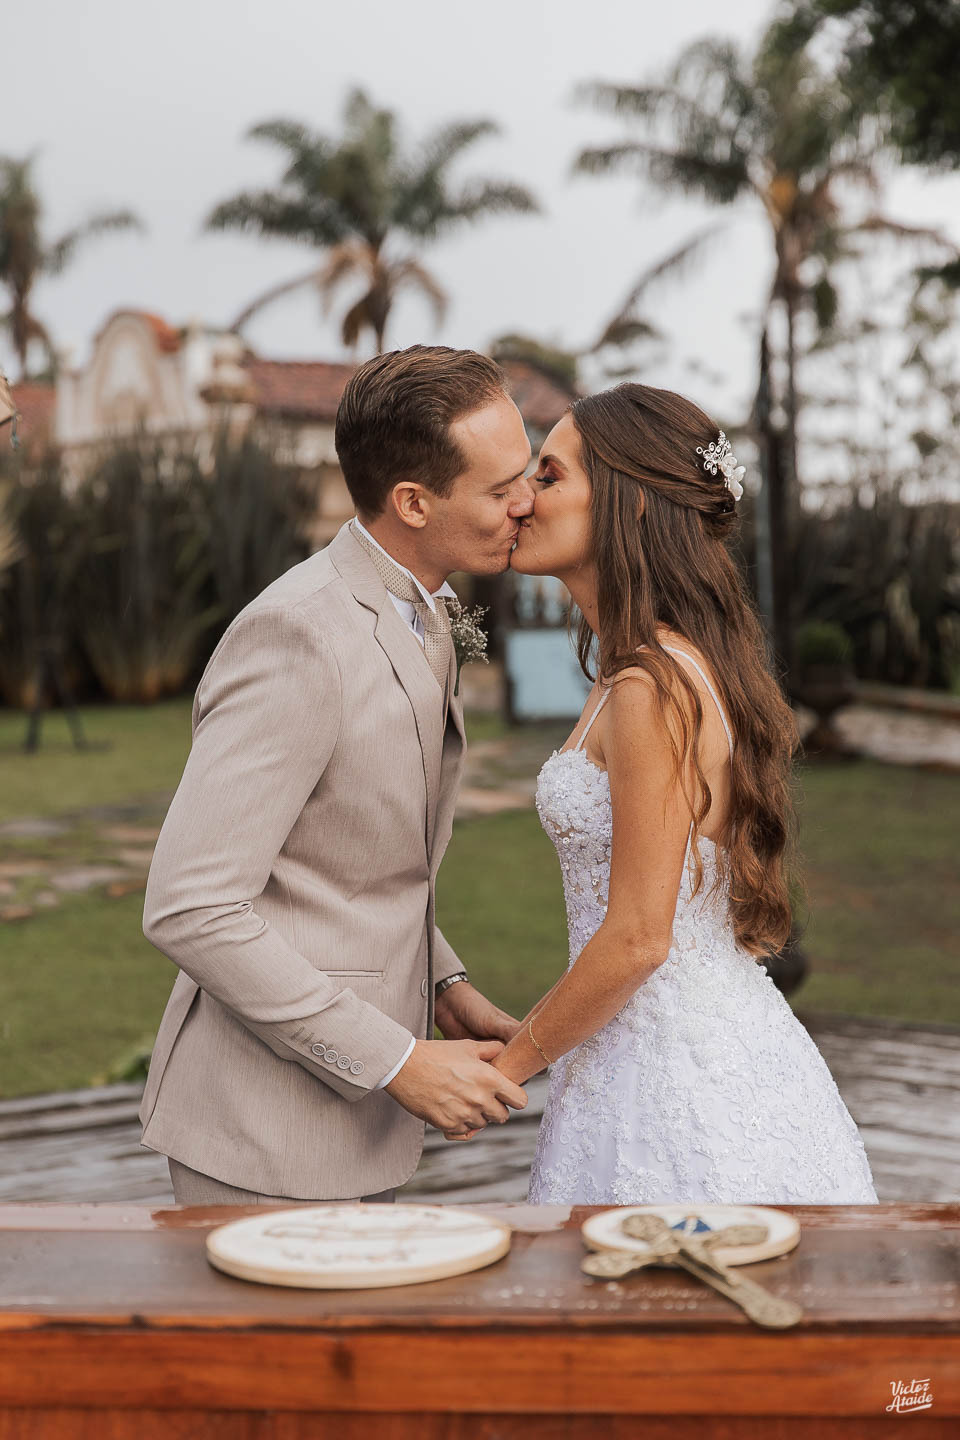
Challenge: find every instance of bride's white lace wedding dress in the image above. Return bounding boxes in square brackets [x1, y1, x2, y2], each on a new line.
[528, 645, 878, 1206]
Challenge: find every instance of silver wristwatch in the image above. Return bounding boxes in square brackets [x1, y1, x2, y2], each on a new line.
[434, 971, 468, 996]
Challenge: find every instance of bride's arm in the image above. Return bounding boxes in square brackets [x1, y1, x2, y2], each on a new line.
[521, 976, 564, 1027]
[493, 670, 694, 1088]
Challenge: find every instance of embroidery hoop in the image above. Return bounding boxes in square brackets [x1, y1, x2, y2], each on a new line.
[206, 1202, 512, 1289]
[581, 1203, 800, 1267]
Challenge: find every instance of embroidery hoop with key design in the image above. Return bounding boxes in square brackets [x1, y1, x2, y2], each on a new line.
[582, 1203, 800, 1267]
[581, 1204, 803, 1329]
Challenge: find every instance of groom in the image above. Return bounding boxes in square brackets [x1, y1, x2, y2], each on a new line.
[140, 345, 535, 1203]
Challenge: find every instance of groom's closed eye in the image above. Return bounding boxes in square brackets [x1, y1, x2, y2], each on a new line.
[490, 469, 533, 502]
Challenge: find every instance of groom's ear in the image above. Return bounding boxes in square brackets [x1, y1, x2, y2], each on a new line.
[391, 480, 432, 531]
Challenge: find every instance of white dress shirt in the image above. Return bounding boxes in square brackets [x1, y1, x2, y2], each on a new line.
[353, 518, 457, 1090]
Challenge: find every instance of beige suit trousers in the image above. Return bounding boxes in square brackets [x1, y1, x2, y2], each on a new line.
[168, 1157, 396, 1205]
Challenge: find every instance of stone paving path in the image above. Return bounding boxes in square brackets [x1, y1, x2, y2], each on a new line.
[1, 1014, 956, 1206]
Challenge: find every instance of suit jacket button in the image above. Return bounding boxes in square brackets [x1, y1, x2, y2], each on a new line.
[324, 1048, 339, 1064]
[350, 1060, 364, 1076]
[310, 1043, 325, 1057]
[420, 978, 429, 998]
[336, 1055, 351, 1070]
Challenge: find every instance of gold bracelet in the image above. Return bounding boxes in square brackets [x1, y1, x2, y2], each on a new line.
[527, 1017, 553, 1067]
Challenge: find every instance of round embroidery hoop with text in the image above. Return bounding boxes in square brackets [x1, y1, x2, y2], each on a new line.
[206, 1202, 512, 1289]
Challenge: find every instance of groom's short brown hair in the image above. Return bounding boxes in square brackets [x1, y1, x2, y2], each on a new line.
[335, 344, 509, 517]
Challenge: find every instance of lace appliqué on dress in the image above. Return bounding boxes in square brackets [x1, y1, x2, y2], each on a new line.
[528, 746, 878, 1205]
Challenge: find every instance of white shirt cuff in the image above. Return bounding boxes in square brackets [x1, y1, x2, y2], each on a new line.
[375, 1035, 416, 1089]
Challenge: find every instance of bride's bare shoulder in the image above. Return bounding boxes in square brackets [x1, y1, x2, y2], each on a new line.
[601, 633, 719, 742]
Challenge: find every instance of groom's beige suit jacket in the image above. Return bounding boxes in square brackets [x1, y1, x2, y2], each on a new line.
[139, 521, 467, 1198]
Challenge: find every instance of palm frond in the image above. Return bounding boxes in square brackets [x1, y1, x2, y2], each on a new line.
[442, 179, 539, 223]
[855, 214, 956, 248]
[246, 118, 316, 154]
[229, 263, 329, 331]
[589, 229, 717, 354]
[614, 227, 720, 314]
[419, 119, 500, 169]
[45, 209, 142, 274]
[573, 142, 653, 177]
[574, 81, 721, 137]
[317, 240, 370, 288]
[389, 257, 448, 328]
[340, 293, 374, 349]
[814, 157, 881, 197]
[312, 242, 374, 319]
[342, 88, 380, 137]
[593, 316, 664, 350]
[205, 190, 348, 247]
[579, 140, 748, 204]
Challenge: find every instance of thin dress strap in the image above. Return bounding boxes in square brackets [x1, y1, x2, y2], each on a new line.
[574, 686, 612, 752]
[572, 648, 733, 760]
[662, 644, 734, 759]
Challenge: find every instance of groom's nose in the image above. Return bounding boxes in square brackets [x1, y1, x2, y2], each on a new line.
[507, 478, 536, 518]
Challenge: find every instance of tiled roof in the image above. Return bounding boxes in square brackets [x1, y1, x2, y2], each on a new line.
[242, 359, 357, 421]
[240, 355, 576, 428]
[8, 382, 56, 450]
[499, 359, 576, 431]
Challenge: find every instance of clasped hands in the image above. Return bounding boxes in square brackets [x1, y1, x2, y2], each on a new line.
[384, 979, 527, 1142]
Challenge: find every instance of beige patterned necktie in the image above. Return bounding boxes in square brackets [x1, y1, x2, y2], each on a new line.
[350, 521, 454, 693]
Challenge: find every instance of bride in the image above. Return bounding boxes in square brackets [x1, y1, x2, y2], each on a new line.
[451, 382, 877, 1206]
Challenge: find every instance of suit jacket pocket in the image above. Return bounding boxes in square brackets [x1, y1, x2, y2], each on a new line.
[315, 968, 385, 979]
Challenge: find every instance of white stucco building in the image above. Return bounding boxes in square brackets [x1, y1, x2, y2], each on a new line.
[12, 308, 575, 547]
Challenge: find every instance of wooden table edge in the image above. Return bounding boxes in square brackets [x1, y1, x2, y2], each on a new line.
[1, 1325, 958, 1415]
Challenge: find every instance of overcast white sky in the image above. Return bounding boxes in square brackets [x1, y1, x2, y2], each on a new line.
[5, 0, 960, 425]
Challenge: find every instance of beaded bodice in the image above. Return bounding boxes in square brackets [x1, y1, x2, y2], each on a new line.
[535, 644, 737, 976]
[535, 746, 734, 975]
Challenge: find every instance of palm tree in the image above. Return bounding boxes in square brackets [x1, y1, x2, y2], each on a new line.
[208, 89, 539, 354]
[0, 154, 142, 380]
[574, 28, 952, 672]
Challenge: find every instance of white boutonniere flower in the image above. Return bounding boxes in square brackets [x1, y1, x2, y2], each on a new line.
[446, 598, 489, 697]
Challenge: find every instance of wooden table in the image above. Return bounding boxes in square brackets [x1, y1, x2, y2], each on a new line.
[0, 1201, 957, 1437]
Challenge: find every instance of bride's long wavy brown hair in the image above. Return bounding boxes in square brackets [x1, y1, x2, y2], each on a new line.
[569, 383, 799, 957]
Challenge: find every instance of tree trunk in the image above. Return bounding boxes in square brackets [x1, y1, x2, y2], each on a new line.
[780, 293, 801, 682]
[12, 306, 29, 383]
[753, 327, 794, 685]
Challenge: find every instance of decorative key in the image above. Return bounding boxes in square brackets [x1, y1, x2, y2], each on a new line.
[582, 1212, 803, 1329]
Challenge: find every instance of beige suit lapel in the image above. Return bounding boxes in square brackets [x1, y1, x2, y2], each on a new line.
[328, 523, 447, 854]
[431, 646, 466, 875]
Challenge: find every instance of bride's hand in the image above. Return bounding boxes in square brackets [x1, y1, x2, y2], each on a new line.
[443, 1124, 484, 1142]
[441, 1042, 531, 1141]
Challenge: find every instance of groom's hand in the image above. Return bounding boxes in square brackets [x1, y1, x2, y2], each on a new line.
[434, 981, 520, 1044]
[384, 1038, 527, 1133]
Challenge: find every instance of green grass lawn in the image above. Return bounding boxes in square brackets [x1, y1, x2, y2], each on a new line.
[1, 700, 957, 1097]
[793, 758, 960, 1024]
[0, 701, 193, 822]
